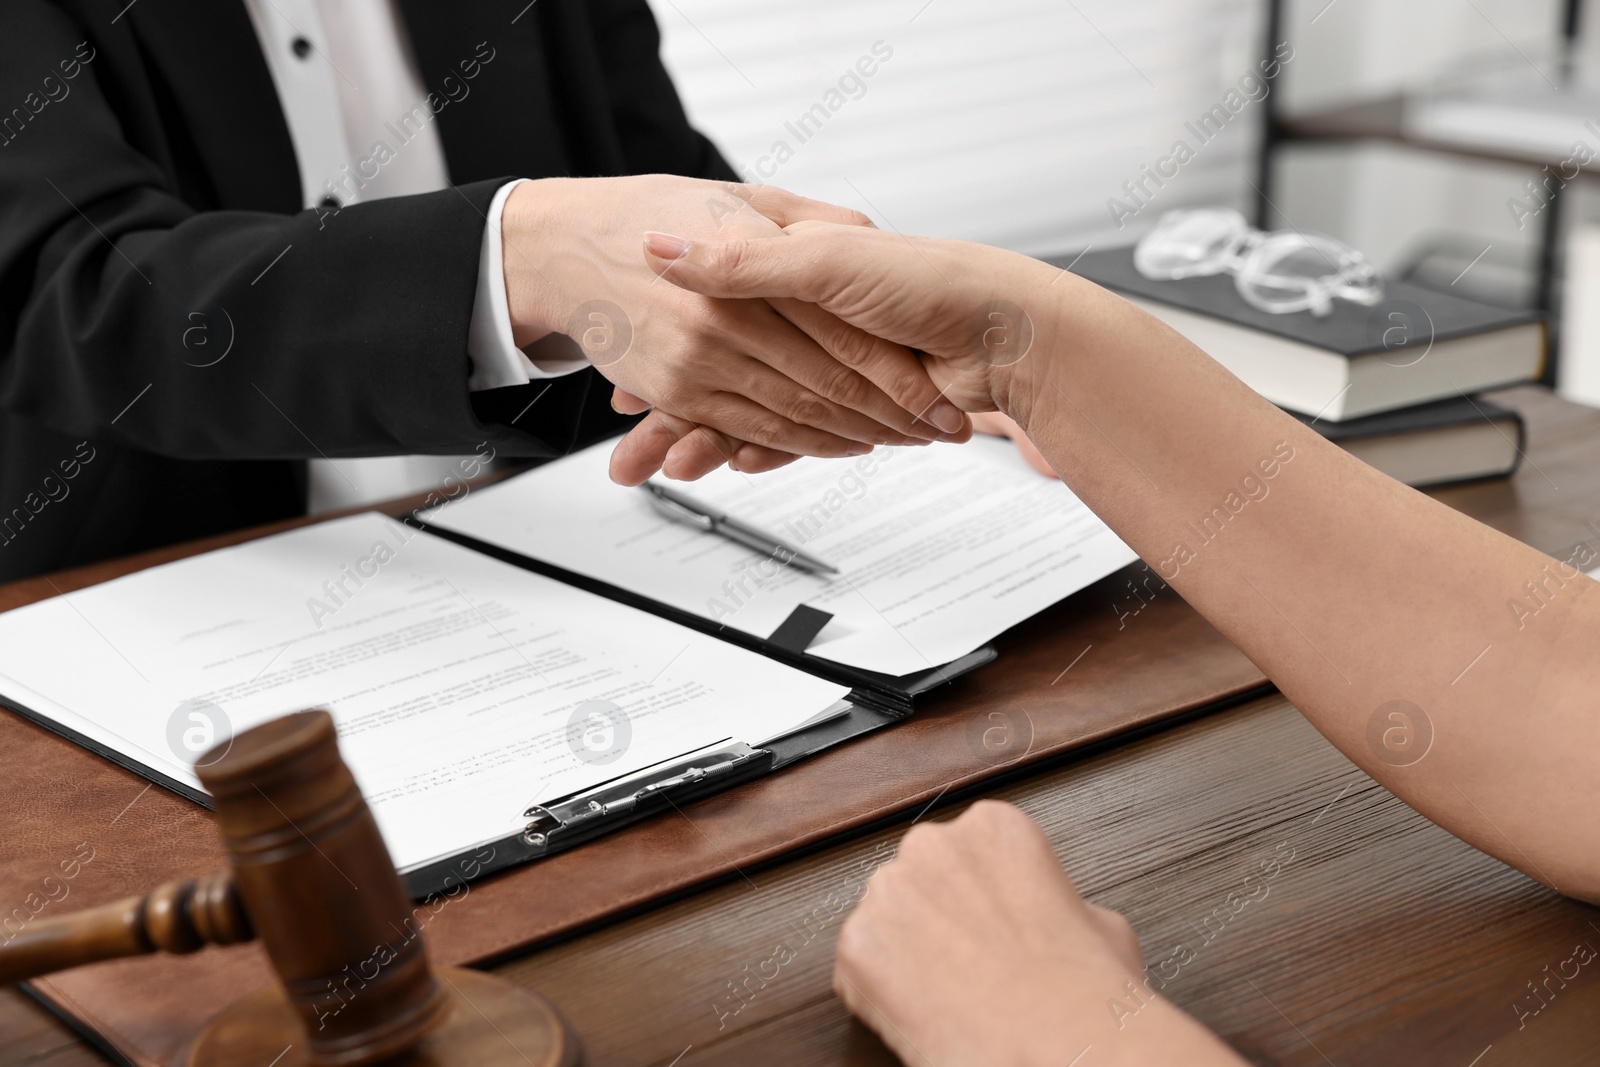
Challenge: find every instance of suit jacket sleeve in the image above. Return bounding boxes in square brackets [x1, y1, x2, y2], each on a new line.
[0, 0, 613, 464]
[583, 0, 740, 182]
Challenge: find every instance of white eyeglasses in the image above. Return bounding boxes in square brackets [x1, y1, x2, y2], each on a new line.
[1134, 208, 1384, 317]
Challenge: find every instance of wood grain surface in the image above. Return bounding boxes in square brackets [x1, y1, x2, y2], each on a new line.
[484, 694, 1600, 1066]
[3, 387, 1598, 1066]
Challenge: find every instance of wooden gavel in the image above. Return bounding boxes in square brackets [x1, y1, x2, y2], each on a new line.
[0, 710, 581, 1067]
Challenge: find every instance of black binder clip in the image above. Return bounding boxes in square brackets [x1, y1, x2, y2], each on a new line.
[519, 739, 773, 857]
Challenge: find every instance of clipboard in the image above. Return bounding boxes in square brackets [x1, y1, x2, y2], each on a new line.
[388, 502, 1005, 897]
[404, 495, 1001, 896]
[0, 509, 999, 902]
[399, 696, 929, 897]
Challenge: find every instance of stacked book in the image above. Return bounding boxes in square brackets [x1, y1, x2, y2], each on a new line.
[1064, 247, 1545, 488]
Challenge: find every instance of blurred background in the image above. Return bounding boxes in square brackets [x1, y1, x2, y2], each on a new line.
[645, 0, 1600, 404]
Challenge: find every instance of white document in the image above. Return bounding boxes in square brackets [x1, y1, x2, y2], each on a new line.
[0, 514, 848, 872]
[421, 437, 1138, 677]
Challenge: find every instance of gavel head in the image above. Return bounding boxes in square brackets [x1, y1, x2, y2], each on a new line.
[197, 711, 448, 1067]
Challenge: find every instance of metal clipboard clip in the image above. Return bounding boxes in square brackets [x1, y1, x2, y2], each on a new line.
[519, 739, 772, 857]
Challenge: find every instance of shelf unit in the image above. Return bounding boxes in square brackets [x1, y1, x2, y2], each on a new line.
[1255, 0, 1586, 383]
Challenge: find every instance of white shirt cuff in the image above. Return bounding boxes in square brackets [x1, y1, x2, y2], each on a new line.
[467, 179, 591, 390]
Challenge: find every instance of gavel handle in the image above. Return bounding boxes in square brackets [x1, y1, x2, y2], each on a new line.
[0, 870, 252, 985]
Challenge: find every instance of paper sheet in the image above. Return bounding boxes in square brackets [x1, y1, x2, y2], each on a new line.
[421, 437, 1138, 677]
[0, 515, 848, 871]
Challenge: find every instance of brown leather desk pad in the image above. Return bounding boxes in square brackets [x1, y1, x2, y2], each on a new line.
[0, 520, 1265, 1067]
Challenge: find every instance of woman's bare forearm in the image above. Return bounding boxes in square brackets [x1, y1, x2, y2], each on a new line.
[640, 221, 1599, 898]
[1007, 268, 1600, 900]
[641, 219, 1599, 1067]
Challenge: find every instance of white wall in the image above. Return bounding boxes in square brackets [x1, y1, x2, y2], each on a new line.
[1279, 0, 1565, 115]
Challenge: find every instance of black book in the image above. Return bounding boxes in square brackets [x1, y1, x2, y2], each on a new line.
[1291, 395, 1523, 488]
[1060, 246, 1544, 421]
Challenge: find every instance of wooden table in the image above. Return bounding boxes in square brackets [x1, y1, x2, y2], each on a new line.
[4, 386, 1600, 1067]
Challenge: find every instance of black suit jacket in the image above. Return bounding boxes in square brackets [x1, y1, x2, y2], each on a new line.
[0, 0, 736, 581]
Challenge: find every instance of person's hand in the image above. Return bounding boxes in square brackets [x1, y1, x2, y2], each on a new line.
[616, 219, 1059, 481]
[635, 220, 1067, 429]
[500, 178, 970, 483]
[970, 411, 1055, 477]
[623, 407, 1053, 484]
[606, 384, 805, 477]
[834, 801, 1246, 1066]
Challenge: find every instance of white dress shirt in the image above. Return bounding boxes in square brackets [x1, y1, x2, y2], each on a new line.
[241, 0, 585, 511]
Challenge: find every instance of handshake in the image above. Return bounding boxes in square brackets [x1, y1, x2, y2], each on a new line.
[501, 176, 1065, 484]
[503, 176, 1600, 1067]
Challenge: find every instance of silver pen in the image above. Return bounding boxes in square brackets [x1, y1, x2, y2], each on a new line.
[642, 481, 840, 576]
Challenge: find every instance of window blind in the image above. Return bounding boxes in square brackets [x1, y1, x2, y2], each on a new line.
[648, 0, 1270, 255]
